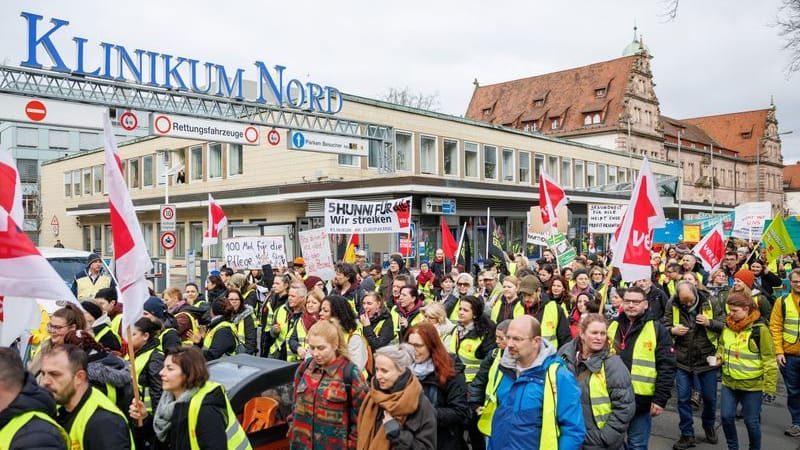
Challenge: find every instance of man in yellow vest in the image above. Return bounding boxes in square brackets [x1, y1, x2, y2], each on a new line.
[664, 281, 725, 448]
[771, 268, 800, 437]
[41, 345, 132, 449]
[608, 286, 676, 450]
[487, 315, 585, 450]
[71, 253, 115, 301]
[0, 348, 68, 449]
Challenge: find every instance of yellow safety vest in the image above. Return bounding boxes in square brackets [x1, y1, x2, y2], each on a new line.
[719, 325, 765, 380]
[75, 275, 112, 301]
[540, 301, 562, 348]
[608, 320, 658, 396]
[672, 303, 718, 347]
[187, 382, 252, 450]
[490, 298, 525, 324]
[65, 387, 133, 450]
[176, 311, 199, 346]
[157, 328, 181, 352]
[666, 280, 676, 297]
[133, 347, 158, 413]
[418, 280, 433, 304]
[447, 328, 482, 382]
[392, 305, 425, 331]
[373, 311, 400, 345]
[540, 364, 561, 449]
[203, 321, 239, 356]
[588, 363, 612, 429]
[268, 306, 291, 356]
[94, 323, 121, 348]
[110, 314, 123, 340]
[477, 349, 503, 436]
[448, 299, 463, 322]
[286, 318, 306, 363]
[782, 294, 800, 344]
[0, 410, 70, 448]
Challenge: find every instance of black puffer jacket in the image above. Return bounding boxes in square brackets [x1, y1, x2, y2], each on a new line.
[158, 383, 231, 450]
[417, 356, 470, 450]
[201, 316, 238, 361]
[231, 304, 257, 354]
[0, 374, 67, 450]
[663, 287, 725, 373]
[86, 350, 133, 415]
[362, 309, 395, 350]
[134, 339, 165, 410]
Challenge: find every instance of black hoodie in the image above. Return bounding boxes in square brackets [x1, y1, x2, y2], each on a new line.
[0, 374, 66, 450]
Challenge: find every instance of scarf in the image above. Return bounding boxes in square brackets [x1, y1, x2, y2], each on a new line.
[153, 386, 199, 442]
[301, 311, 319, 332]
[169, 300, 186, 315]
[416, 270, 434, 286]
[410, 359, 435, 380]
[726, 309, 761, 333]
[397, 300, 423, 317]
[356, 371, 422, 450]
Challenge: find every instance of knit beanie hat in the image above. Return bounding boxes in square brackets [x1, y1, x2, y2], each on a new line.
[143, 296, 166, 321]
[304, 275, 323, 291]
[81, 301, 103, 320]
[733, 269, 755, 289]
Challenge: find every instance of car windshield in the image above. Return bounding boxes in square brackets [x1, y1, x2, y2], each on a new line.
[209, 362, 261, 392]
[48, 257, 88, 288]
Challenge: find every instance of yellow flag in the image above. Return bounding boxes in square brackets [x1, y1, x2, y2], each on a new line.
[763, 215, 797, 262]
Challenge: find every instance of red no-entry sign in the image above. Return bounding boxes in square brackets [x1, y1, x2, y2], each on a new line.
[25, 100, 46, 121]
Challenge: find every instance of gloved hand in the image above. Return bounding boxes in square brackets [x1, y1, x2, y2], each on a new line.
[763, 393, 776, 404]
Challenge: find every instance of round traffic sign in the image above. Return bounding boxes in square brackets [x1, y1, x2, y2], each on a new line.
[119, 111, 138, 131]
[160, 231, 176, 250]
[267, 129, 280, 146]
[161, 206, 175, 220]
[25, 100, 46, 122]
[154, 115, 171, 134]
[245, 126, 260, 144]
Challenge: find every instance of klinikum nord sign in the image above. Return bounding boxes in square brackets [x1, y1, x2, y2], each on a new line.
[18, 11, 344, 114]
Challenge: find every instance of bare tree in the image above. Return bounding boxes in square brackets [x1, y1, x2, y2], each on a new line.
[381, 87, 440, 111]
[777, 0, 800, 73]
[662, 0, 680, 21]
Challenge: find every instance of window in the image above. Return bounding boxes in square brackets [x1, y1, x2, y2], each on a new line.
[596, 164, 607, 186]
[608, 166, 617, 185]
[72, 170, 81, 196]
[82, 168, 92, 195]
[175, 222, 185, 257]
[618, 167, 628, 183]
[190, 222, 204, 258]
[420, 136, 436, 174]
[128, 158, 140, 188]
[17, 128, 38, 147]
[551, 118, 560, 130]
[574, 160, 585, 189]
[190, 146, 203, 181]
[586, 162, 596, 187]
[93, 165, 103, 194]
[465, 142, 479, 178]
[483, 145, 497, 179]
[534, 154, 544, 182]
[337, 154, 359, 167]
[519, 151, 531, 183]
[395, 131, 412, 171]
[741, 131, 752, 139]
[49, 130, 69, 149]
[547, 155, 559, 180]
[16, 159, 38, 183]
[141, 223, 154, 256]
[531, 121, 539, 132]
[92, 225, 102, 253]
[142, 155, 154, 187]
[502, 148, 514, 181]
[208, 143, 223, 179]
[22, 193, 38, 219]
[104, 225, 113, 255]
[368, 139, 380, 169]
[593, 113, 601, 124]
[561, 158, 572, 188]
[64, 173, 71, 197]
[443, 139, 458, 176]
[534, 99, 544, 107]
[584, 115, 592, 126]
[595, 88, 606, 97]
[79, 132, 99, 150]
[82, 226, 91, 252]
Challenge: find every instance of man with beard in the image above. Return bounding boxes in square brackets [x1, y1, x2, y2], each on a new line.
[332, 262, 367, 315]
[635, 277, 669, 320]
[41, 345, 131, 450]
[518, 275, 571, 349]
[0, 348, 67, 449]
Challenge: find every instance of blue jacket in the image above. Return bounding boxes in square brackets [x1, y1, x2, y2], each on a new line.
[488, 339, 585, 450]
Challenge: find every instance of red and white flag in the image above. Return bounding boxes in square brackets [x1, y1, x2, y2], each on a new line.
[202, 194, 227, 247]
[0, 149, 23, 231]
[539, 172, 567, 230]
[610, 159, 666, 282]
[693, 223, 726, 272]
[104, 115, 153, 334]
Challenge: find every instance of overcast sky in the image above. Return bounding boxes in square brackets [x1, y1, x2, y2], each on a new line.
[2, 0, 799, 163]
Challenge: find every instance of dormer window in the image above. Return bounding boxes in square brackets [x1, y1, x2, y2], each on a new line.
[534, 99, 544, 107]
[482, 107, 493, 117]
[741, 131, 752, 139]
[551, 118, 560, 130]
[595, 88, 606, 97]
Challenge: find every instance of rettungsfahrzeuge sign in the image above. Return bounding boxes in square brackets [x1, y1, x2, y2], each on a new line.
[325, 197, 412, 234]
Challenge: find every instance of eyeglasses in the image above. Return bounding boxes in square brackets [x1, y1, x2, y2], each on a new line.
[457, 282, 470, 287]
[506, 335, 534, 344]
[47, 324, 68, 332]
[622, 299, 646, 305]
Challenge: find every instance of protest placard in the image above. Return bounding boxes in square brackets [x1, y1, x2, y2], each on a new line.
[732, 201, 772, 239]
[223, 236, 287, 270]
[527, 206, 567, 245]
[325, 197, 412, 234]
[298, 228, 336, 280]
[587, 204, 627, 234]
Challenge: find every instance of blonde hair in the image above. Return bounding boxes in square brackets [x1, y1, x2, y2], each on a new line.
[308, 320, 350, 360]
[422, 302, 447, 325]
[307, 287, 325, 305]
[502, 275, 520, 288]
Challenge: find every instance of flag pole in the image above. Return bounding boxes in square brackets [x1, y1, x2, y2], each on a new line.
[454, 221, 467, 266]
[485, 207, 491, 267]
[126, 326, 144, 427]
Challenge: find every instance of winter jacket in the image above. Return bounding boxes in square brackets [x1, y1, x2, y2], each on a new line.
[157, 383, 233, 450]
[753, 270, 782, 300]
[0, 374, 67, 450]
[201, 316, 237, 361]
[91, 315, 121, 352]
[488, 339, 585, 450]
[232, 304, 257, 354]
[525, 298, 572, 349]
[260, 292, 288, 355]
[430, 258, 452, 291]
[718, 318, 778, 394]
[417, 356, 470, 450]
[468, 348, 499, 411]
[663, 288, 725, 373]
[134, 339, 165, 410]
[559, 339, 635, 450]
[644, 285, 669, 320]
[86, 351, 133, 416]
[362, 309, 396, 350]
[609, 311, 676, 414]
[55, 387, 131, 450]
[332, 283, 367, 315]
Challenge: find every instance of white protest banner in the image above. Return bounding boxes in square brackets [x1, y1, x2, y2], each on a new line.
[223, 236, 287, 270]
[298, 228, 336, 280]
[732, 201, 772, 239]
[325, 197, 412, 234]
[588, 204, 627, 234]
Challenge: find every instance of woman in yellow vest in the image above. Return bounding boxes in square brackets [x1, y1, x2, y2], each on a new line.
[470, 319, 510, 441]
[558, 313, 635, 449]
[227, 289, 257, 355]
[28, 305, 87, 376]
[714, 292, 778, 450]
[289, 286, 322, 361]
[128, 317, 165, 448]
[359, 292, 397, 351]
[549, 275, 574, 318]
[731, 269, 774, 324]
[446, 273, 474, 323]
[490, 276, 525, 324]
[445, 295, 496, 383]
[421, 302, 455, 341]
[190, 297, 239, 361]
[131, 346, 252, 450]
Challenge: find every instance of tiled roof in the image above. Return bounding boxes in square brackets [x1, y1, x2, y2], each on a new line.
[682, 110, 771, 157]
[784, 162, 800, 190]
[465, 56, 638, 135]
[661, 115, 731, 152]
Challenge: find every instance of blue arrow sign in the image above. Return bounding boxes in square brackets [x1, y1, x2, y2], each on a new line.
[292, 131, 305, 148]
